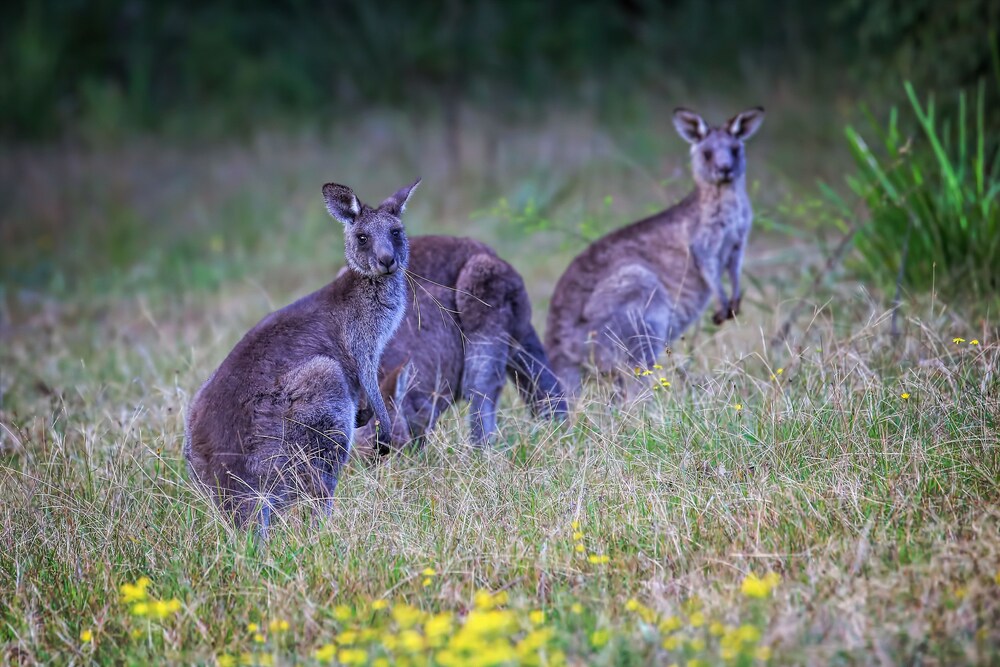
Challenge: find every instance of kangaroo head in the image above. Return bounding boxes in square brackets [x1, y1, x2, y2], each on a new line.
[322, 179, 421, 278]
[673, 108, 764, 188]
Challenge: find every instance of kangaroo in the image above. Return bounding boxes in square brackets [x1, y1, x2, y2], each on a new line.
[184, 179, 419, 530]
[353, 235, 567, 452]
[545, 107, 765, 395]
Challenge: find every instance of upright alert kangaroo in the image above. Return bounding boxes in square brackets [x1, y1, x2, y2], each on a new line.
[545, 107, 765, 394]
[184, 179, 419, 530]
[353, 235, 567, 452]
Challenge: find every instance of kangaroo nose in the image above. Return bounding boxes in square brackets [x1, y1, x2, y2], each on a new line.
[377, 255, 397, 274]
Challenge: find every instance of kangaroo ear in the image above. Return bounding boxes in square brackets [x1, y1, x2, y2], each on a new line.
[673, 108, 708, 144]
[727, 107, 765, 141]
[379, 178, 421, 216]
[393, 361, 413, 407]
[323, 183, 362, 225]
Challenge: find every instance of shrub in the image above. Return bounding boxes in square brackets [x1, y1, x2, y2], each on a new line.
[837, 81, 1000, 301]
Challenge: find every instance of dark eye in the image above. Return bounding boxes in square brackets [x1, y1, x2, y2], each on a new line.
[703, 149, 713, 161]
[731, 146, 740, 158]
[391, 229, 401, 240]
[357, 234, 368, 245]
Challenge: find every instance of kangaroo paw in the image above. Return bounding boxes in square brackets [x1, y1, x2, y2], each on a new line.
[727, 295, 742, 320]
[354, 405, 374, 428]
[712, 307, 729, 325]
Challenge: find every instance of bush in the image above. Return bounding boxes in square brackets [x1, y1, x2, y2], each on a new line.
[837, 81, 1000, 302]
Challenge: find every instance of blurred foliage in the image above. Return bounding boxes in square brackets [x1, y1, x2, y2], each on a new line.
[830, 81, 999, 301]
[2, 0, 855, 140]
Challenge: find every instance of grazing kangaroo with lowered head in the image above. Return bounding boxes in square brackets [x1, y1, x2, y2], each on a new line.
[353, 235, 567, 453]
[184, 179, 419, 530]
[545, 107, 765, 395]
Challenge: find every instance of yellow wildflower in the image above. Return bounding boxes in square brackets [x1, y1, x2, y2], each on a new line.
[425, 612, 453, 646]
[971, 339, 980, 345]
[653, 364, 663, 370]
[572, 531, 584, 541]
[659, 378, 671, 387]
[737, 624, 762, 644]
[570, 603, 584, 614]
[571, 520, 580, 530]
[258, 655, 274, 667]
[120, 577, 151, 603]
[658, 616, 682, 633]
[313, 644, 336, 662]
[399, 629, 425, 653]
[239, 653, 255, 666]
[216, 655, 236, 667]
[587, 554, 610, 564]
[130, 628, 143, 640]
[336, 630, 358, 646]
[422, 567, 437, 577]
[80, 629, 93, 643]
[575, 543, 585, 553]
[391, 603, 423, 629]
[131, 602, 149, 617]
[268, 619, 289, 633]
[590, 629, 610, 648]
[741, 572, 780, 598]
[662, 635, 681, 651]
[253, 633, 264, 644]
[246, 623, 259, 634]
[642, 369, 653, 376]
[625, 598, 640, 612]
[338, 649, 368, 665]
[333, 605, 353, 622]
[709, 621, 725, 636]
[422, 578, 434, 587]
[734, 403, 743, 411]
[688, 637, 706, 652]
[529, 610, 546, 625]
[373, 659, 390, 667]
[901, 392, 910, 400]
[953, 337, 965, 344]
[634, 367, 642, 376]
[689, 611, 705, 627]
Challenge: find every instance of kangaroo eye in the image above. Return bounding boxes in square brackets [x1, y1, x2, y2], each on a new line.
[357, 234, 368, 245]
[703, 149, 713, 161]
[391, 229, 401, 240]
[731, 146, 740, 158]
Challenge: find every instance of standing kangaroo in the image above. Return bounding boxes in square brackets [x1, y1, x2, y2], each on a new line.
[353, 235, 567, 452]
[545, 107, 765, 394]
[184, 179, 419, 530]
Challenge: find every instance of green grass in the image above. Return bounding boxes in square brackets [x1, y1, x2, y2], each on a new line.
[2, 106, 999, 666]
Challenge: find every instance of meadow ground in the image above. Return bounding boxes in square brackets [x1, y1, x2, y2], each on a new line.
[1, 105, 998, 666]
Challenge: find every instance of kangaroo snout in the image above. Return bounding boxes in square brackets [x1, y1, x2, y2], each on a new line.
[377, 253, 398, 274]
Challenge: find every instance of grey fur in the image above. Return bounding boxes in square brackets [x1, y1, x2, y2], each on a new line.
[353, 236, 568, 452]
[184, 179, 420, 530]
[545, 107, 765, 394]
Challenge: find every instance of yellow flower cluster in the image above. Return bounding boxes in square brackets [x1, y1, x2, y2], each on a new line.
[119, 576, 182, 620]
[571, 520, 611, 565]
[623, 594, 774, 664]
[741, 571, 781, 599]
[953, 337, 980, 345]
[307, 592, 564, 667]
[634, 364, 671, 390]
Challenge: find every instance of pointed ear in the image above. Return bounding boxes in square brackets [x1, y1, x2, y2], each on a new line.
[727, 107, 765, 141]
[393, 361, 412, 407]
[323, 182, 361, 225]
[379, 178, 421, 216]
[673, 108, 708, 144]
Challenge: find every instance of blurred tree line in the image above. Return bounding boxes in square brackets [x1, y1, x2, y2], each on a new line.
[1, 0, 996, 140]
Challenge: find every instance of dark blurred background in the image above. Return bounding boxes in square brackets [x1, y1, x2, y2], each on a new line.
[2, 0, 996, 139]
[1, 0, 997, 313]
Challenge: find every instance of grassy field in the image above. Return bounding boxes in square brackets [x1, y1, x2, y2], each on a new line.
[2, 103, 999, 666]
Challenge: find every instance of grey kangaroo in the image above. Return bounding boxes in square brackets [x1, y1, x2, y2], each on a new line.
[545, 107, 765, 394]
[353, 235, 567, 453]
[184, 179, 420, 530]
